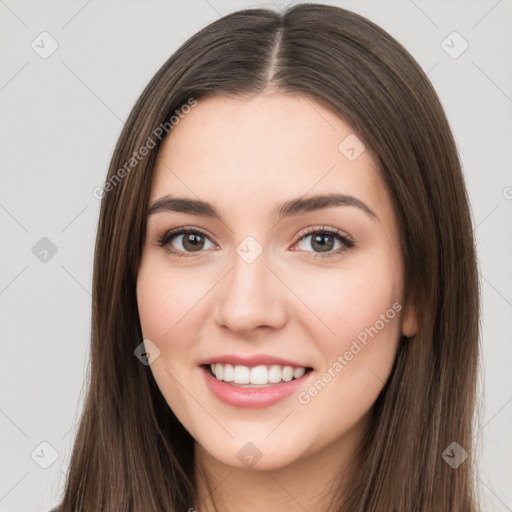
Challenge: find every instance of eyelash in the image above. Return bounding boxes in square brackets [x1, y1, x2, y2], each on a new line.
[156, 225, 355, 259]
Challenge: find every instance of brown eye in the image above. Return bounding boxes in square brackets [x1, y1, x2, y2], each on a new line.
[180, 232, 206, 251]
[158, 228, 215, 257]
[294, 227, 354, 258]
[310, 233, 336, 252]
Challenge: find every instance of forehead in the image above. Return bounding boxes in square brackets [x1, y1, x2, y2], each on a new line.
[150, 93, 389, 222]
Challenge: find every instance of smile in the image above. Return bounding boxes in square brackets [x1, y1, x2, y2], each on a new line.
[208, 363, 310, 387]
[200, 364, 314, 408]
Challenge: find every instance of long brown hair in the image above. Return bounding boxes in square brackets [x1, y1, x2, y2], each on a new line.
[56, 3, 482, 511]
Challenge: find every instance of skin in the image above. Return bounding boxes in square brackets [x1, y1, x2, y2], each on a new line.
[136, 92, 418, 512]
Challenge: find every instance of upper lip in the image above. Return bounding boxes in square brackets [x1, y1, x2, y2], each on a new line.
[199, 354, 311, 369]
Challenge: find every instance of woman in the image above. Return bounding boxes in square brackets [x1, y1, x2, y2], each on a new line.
[52, 3, 481, 511]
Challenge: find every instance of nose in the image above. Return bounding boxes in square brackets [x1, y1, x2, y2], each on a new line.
[213, 245, 288, 336]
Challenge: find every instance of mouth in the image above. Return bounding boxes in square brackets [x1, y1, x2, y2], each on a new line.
[200, 362, 314, 408]
[202, 363, 313, 388]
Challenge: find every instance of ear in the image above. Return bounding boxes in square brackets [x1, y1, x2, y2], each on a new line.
[401, 300, 418, 337]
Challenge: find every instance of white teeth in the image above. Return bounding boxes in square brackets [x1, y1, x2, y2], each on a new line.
[209, 363, 308, 385]
[249, 365, 268, 385]
[293, 367, 305, 379]
[233, 365, 250, 384]
[222, 363, 234, 382]
[268, 365, 282, 383]
[282, 366, 293, 382]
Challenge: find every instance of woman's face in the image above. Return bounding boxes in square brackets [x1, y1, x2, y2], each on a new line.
[136, 93, 417, 471]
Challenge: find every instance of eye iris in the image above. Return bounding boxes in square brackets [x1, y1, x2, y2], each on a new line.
[311, 233, 334, 252]
[182, 233, 204, 251]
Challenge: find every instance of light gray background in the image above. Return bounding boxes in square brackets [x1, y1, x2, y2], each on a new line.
[0, 1, 511, 511]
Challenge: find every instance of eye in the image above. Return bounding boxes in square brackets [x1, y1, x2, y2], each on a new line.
[157, 225, 355, 259]
[292, 226, 355, 258]
[157, 227, 216, 258]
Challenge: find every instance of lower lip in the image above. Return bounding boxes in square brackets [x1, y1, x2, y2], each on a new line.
[201, 365, 313, 409]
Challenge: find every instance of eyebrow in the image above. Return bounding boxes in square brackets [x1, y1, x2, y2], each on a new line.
[146, 193, 378, 221]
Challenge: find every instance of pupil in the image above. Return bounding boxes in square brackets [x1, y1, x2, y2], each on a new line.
[184, 233, 203, 251]
[313, 234, 333, 252]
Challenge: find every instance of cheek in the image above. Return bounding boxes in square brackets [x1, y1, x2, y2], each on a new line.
[292, 265, 403, 437]
[310, 264, 402, 400]
[136, 261, 210, 345]
[136, 260, 210, 417]
[294, 256, 402, 357]
[136, 262, 195, 395]
[291, 253, 404, 415]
